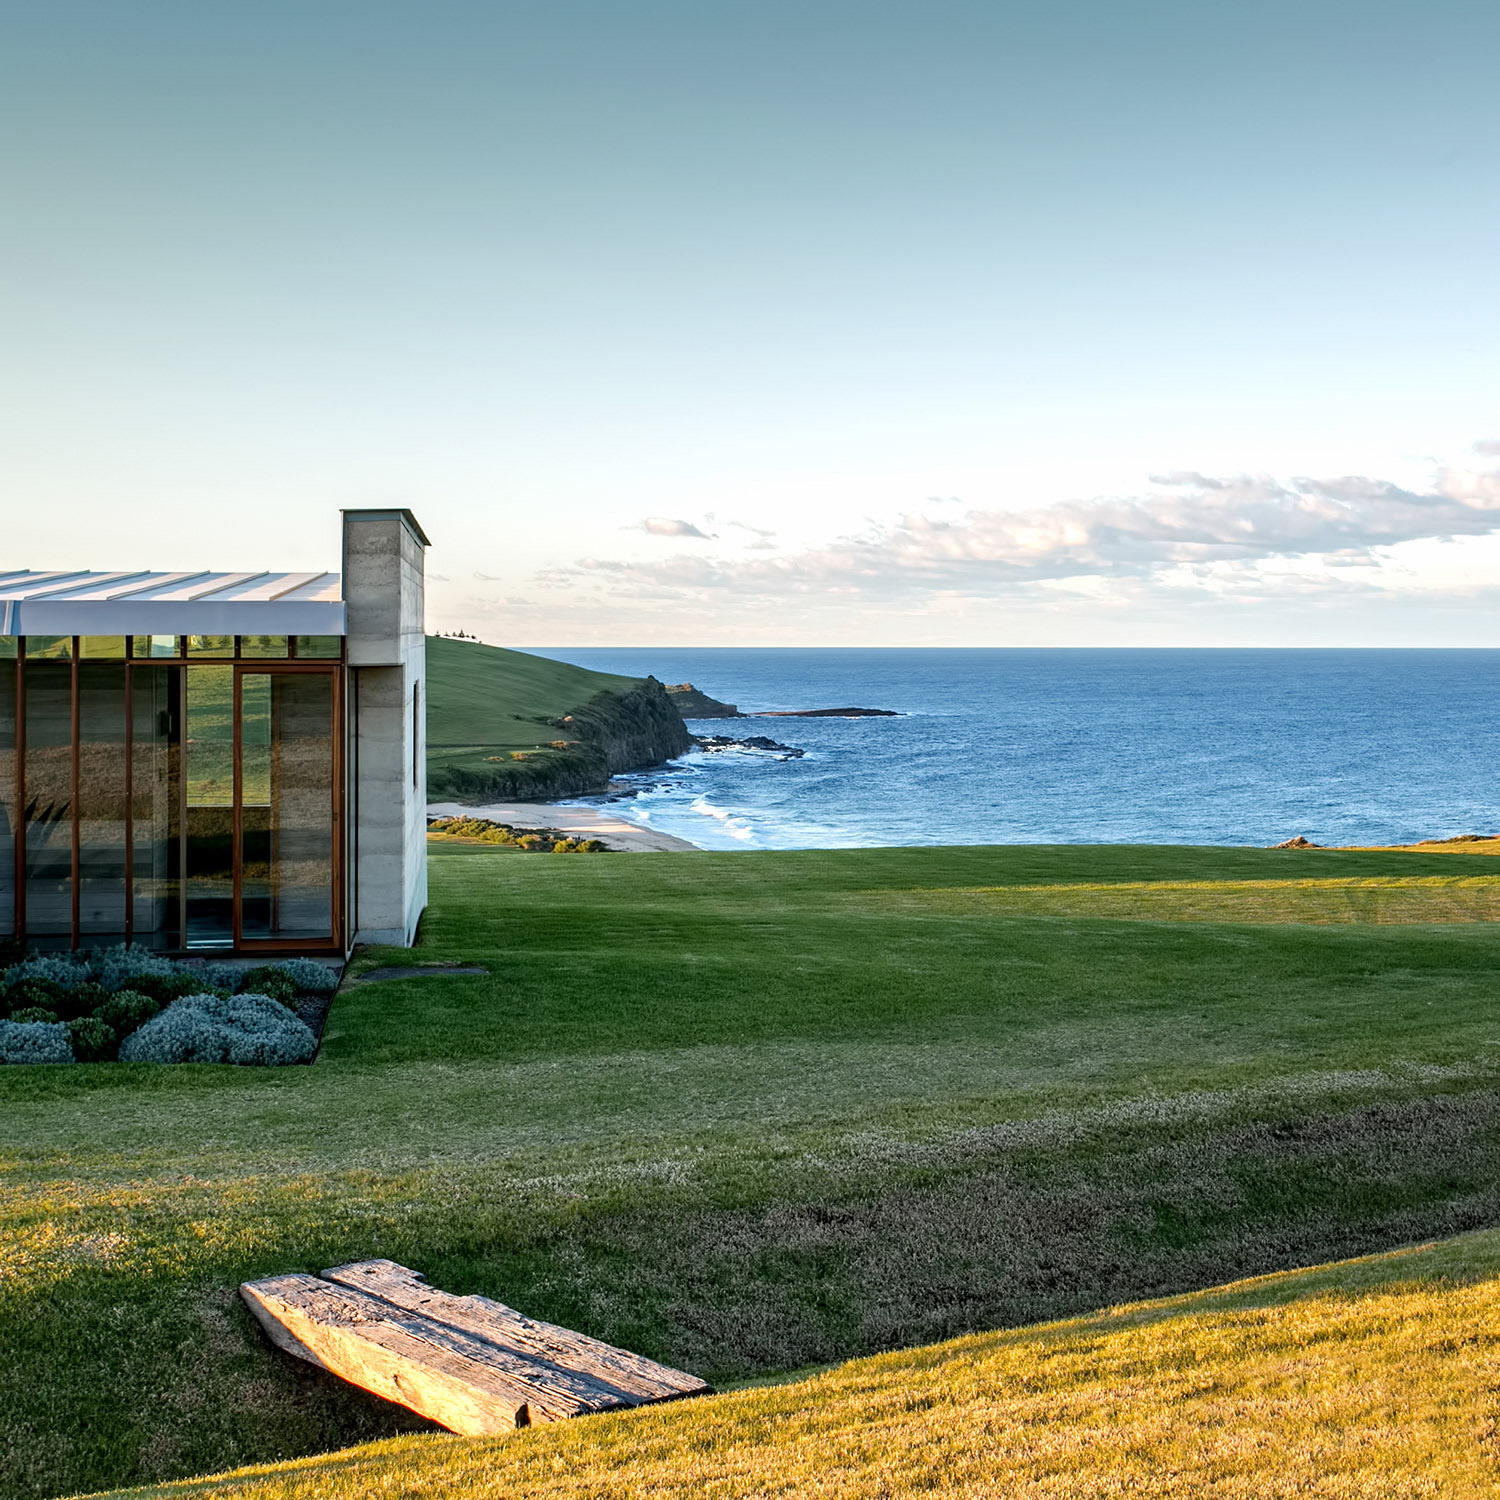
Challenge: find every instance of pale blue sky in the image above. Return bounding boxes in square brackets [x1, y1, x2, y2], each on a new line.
[3, 1, 1498, 643]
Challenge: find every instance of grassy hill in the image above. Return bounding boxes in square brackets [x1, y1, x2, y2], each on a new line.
[4, 842, 1500, 1497]
[104, 1229, 1500, 1498]
[425, 637, 690, 801]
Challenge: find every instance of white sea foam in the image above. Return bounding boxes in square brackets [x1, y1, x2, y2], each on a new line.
[690, 796, 758, 842]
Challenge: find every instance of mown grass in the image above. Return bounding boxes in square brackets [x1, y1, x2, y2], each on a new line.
[4, 842, 1500, 1498]
[102, 1229, 1500, 1499]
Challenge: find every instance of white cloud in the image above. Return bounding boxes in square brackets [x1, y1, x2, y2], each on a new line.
[546, 453, 1500, 606]
[633, 516, 716, 539]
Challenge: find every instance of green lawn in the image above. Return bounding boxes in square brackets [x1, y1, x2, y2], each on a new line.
[104, 1231, 1500, 1500]
[4, 842, 1500, 1498]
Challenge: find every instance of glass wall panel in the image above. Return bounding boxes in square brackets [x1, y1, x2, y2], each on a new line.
[77, 663, 128, 936]
[187, 635, 234, 657]
[26, 636, 73, 660]
[131, 636, 180, 658]
[0, 637, 16, 659]
[184, 664, 234, 946]
[293, 636, 342, 659]
[131, 665, 181, 949]
[23, 662, 73, 935]
[239, 635, 288, 658]
[240, 671, 334, 940]
[80, 637, 126, 659]
[0, 663, 14, 935]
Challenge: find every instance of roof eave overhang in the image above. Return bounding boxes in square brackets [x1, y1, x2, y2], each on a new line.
[4, 600, 348, 636]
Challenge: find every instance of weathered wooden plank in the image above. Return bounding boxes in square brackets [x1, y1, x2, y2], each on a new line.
[323, 1259, 712, 1403]
[241, 1272, 635, 1431]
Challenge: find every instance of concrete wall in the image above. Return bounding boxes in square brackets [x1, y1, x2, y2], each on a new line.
[343, 509, 429, 947]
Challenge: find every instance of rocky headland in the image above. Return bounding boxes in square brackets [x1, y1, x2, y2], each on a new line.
[666, 682, 896, 720]
[429, 677, 692, 803]
[694, 734, 805, 760]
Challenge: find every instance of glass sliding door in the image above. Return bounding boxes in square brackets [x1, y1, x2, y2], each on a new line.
[131, 664, 181, 949]
[77, 663, 128, 937]
[0, 659, 14, 936]
[2, 645, 339, 952]
[22, 660, 73, 938]
[184, 664, 234, 947]
[238, 669, 336, 943]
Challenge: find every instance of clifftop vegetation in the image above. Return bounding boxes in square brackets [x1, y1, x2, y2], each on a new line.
[425, 637, 691, 802]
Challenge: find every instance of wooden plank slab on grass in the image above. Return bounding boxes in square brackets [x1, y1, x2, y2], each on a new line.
[240, 1261, 711, 1436]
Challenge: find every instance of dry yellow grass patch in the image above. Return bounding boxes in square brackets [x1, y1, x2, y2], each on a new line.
[105, 1232, 1500, 1500]
[874, 875, 1500, 924]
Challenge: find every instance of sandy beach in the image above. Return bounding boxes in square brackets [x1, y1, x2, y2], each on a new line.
[427, 800, 701, 853]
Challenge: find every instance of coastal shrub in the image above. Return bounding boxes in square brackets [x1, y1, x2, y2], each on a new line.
[269, 958, 339, 995]
[130, 970, 212, 1007]
[427, 815, 609, 852]
[202, 962, 246, 992]
[90, 945, 178, 993]
[118, 993, 317, 1066]
[2, 954, 91, 993]
[9, 1006, 60, 1025]
[65, 1015, 118, 1063]
[234, 966, 298, 1004]
[0, 977, 63, 1018]
[95, 989, 161, 1036]
[0, 1020, 74, 1065]
[53, 981, 108, 1024]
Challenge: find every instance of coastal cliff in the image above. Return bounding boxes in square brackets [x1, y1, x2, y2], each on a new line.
[425, 638, 691, 802]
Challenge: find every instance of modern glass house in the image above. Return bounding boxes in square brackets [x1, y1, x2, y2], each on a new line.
[0, 509, 428, 955]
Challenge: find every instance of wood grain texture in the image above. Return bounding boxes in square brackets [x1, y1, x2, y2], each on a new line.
[240, 1262, 711, 1437]
[322, 1259, 711, 1402]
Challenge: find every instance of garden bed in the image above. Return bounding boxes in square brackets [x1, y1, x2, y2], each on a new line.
[0, 948, 342, 1066]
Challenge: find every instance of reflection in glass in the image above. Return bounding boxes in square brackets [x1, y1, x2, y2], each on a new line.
[187, 635, 234, 657]
[293, 636, 342, 659]
[185, 664, 234, 946]
[131, 636, 180, 658]
[0, 637, 16, 659]
[239, 635, 289, 658]
[131, 665, 181, 949]
[240, 672, 334, 940]
[26, 636, 73, 660]
[78, 663, 127, 936]
[23, 662, 73, 935]
[80, 637, 126, 659]
[0, 664, 14, 935]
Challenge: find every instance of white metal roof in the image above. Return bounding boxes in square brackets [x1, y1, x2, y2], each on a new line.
[0, 570, 345, 636]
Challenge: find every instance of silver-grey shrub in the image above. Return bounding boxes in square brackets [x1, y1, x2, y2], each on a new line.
[2, 954, 91, 993]
[117, 992, 317, 1066]
[0, 1020, 75, 1065]
[89, 945, 178, 993]
[202, 962, 246, 992]
[268, 959, 339, 995]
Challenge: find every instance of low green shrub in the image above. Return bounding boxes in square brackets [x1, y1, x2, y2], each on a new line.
[118, 993, 317, 1066]
[0, 1019, 74, 1064]
[94, 989, 161, 1035]
[54, 981, 108, 1024]
[427, 815, 610, 852]
[65, 1015, 118, 1063]
[234, 967, 298, 1004]
[9, 1006, 60, 1025]
[1, 977, 65, 1019]
[130, 970, 214, 1007]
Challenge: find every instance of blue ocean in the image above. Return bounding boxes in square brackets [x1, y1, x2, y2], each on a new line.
[531, 649, 1500, 851]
